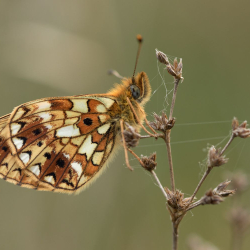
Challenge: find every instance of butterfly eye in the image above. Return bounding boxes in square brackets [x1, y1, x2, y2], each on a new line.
[130, 85, 140, 100]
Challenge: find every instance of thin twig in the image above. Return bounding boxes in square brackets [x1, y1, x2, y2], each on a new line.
[165, 130, 176, 192]
[151, 170, 169, 200]
[220, 134, 235, 155]
[127, 143, 168, 201]
[189, 133, 235, 205]
[186, 200, 203, 211]
[189, 167, 212, 204]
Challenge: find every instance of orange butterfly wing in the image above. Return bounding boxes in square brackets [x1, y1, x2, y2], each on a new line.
[0, 96, 119, 193]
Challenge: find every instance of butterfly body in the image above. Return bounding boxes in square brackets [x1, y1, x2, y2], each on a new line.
[0, 72, 151, 194]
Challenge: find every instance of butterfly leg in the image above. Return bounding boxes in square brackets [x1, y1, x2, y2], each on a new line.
[126, 97, 157, 137]
[144, 116, 157, 134]
[120, 119, 133, 171]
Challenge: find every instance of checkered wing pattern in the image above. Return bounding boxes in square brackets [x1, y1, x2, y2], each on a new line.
[0, 96, 118, 193]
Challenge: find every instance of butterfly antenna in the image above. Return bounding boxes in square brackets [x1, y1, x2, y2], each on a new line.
[132, 34, 143, 83]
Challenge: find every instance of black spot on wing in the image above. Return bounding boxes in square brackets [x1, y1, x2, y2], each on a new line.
[44, 152, 51, 160]
[56, 158, 65, 168]
[32, 128, 42, 135]
[83, 118, 93, 126]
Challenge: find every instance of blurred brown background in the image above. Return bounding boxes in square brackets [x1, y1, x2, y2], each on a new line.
[0, 1, 249, 249]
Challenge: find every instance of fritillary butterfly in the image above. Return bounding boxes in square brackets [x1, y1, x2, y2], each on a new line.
[0, 36, 151, 194]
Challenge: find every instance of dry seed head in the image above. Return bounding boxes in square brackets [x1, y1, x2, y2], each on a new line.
[155, 49, 169, 65]
[232, 118, 250, 138]
[213, 180, 235, 197]
[150, 112, 175, 132]
[165, 188, 193, 211]
[169, 57, 183, 80]
[155, 49, 183, 81]
[207, 146, 228, 168]
[201, 190, 223, 205]
[140, 153, 157, 171]
[232, 117, 239, 130]
[123, 123, 141, 148]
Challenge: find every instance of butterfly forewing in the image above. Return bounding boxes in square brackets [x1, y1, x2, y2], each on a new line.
[0, 96, 118, 193]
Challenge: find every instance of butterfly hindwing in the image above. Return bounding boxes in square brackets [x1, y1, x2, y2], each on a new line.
[0, 96, 119, 193]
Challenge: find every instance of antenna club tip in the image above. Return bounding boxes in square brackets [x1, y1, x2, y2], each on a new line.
[136, 34, 143, 43]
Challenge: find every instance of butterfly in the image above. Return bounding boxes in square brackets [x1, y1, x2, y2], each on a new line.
[0, 35, 152, 194]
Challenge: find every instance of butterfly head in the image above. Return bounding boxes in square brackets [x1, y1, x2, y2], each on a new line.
[127, 71, 151, 106]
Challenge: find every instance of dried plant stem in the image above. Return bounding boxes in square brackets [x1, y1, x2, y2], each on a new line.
[169, 78, 180, 121]
[151, 170, 169, 200]
[189, 167, 212, 204]
[172, 223, 179, 250]
[165, 130, 176, 192]
[186, 200, 203, 211]
[189, 134, 235, 204]
[128, 147, 169, 201]
[220, 134, 235, 155]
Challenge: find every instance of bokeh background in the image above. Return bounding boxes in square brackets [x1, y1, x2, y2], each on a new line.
[0, 1, 250, 249]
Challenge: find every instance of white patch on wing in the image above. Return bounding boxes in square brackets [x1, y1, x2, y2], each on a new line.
[71, 162, 82, 179]
[11, 123, 22, 135]
[46, 124, 53, 130]
[97, 123, 110, 134]
[13, 137, 24, 150]
[99, 115, 108, 123]
[63, 153, 70, 159]
[98, 98, 115, 109]
[29, 165, 40, 176]
[38, 112, 51, 122]
[78, 135, 97, 160]
[92, 151, 104, 165]
[71, 99, 88, 113]
[44, 175, 55, 185]
[37, 102, 51, 110]
[56, 125, 80, 137]
[96, 104, 106, 113]
[19, 152, 30, 164]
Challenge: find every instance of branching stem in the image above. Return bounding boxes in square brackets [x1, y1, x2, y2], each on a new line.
[189, 133, 235, 205]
